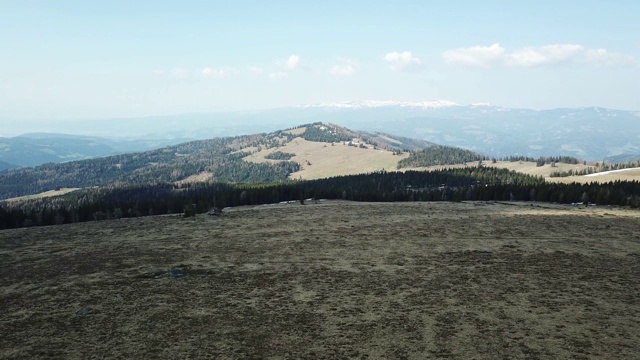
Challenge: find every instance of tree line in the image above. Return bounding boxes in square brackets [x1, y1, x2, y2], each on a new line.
[499, 155, 582, 166]
[2, 167, 638, 230]
[264, 151, 296, 160]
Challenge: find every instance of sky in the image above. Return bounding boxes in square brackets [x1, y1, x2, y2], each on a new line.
[1, 0, 639, 122]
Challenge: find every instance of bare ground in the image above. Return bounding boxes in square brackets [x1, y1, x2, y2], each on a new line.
[1, 201, 639, 359]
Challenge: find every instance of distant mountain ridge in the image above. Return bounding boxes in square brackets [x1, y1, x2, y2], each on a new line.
[0, 133, 195, 168]
[0, 160, 17, 171]
[280, 103, 640, 160]
[3, 102, 639, 163]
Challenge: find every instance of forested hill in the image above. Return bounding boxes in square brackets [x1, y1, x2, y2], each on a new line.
[397, 145, 485, 168]
[0, 123, 441, 200]
[294, 123, 434, 151]
[0, 134, 295, 200]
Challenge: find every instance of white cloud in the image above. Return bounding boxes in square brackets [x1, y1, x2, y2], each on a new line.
[201, 67, 231, 79]
[248, 66, 263, 75]
[443, 43, 636, 68]
[329, 63, 355, 77]
[268, 71, 288, 80]
[505, 44, 584, 67]
[286, 55, 301, 70]
[384, 51, 422, 72]
[442, 43, 506, 68]
[582, 48, 638, 67]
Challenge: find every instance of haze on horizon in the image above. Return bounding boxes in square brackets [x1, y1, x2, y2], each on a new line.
[1, 1, 639, 130]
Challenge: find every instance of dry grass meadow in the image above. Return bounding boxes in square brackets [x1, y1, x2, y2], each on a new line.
[243, 137, 409, 180]
[244, 137, 640, 184]
[2, 201, 640, 359]
[4, 188, 81, 203]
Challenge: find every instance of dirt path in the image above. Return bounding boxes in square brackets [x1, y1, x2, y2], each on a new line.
[1, 202, 639, 359]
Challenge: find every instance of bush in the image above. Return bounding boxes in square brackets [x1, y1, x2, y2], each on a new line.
[265, 151, 295, 160]
[183, 204, 196, 218]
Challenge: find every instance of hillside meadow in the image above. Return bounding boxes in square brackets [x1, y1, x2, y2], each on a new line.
[1, 201, 639, 359]
[244, 138, 640, 183]
[243, 136, 409, 180]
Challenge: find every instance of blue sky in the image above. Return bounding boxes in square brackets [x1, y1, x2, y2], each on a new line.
[1, 0, 639, 120]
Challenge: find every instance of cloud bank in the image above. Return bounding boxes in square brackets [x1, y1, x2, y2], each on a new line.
[443, 43, 636, 68]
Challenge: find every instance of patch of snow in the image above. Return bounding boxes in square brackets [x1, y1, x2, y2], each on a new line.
[584, 167, 640, 177]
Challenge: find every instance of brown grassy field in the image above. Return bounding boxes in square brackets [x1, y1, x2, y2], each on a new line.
[551, 167, 640, 184]
[412, 161, 640, 184]
[244, 136, 640, 184]
[4, 188, 80, 202]
[2, 201, 640, 359]
[244, 137, 409, 180]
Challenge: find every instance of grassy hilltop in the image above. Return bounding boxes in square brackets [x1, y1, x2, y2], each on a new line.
[2, 201, 639, 358]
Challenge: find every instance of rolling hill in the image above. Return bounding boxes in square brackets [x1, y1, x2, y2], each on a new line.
[0, 123, 437, 200]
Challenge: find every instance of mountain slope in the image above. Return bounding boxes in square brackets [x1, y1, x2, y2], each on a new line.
[0, 123, 451, 200]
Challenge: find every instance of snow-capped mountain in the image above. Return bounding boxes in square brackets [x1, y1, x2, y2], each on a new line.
[297, 100, 461, 109]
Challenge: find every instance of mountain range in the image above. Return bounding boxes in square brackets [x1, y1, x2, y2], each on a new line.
[291, 101, 640, 161]
[3, 102, 638, 165]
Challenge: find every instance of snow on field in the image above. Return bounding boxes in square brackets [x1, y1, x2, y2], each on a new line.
[585, 167, 640, 177]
